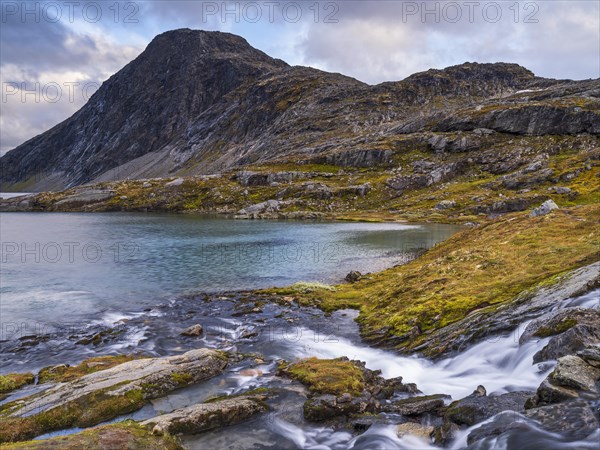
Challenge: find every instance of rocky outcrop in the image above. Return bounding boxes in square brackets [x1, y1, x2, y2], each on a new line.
[520, 308, 600, 362]
[235, 200, 286, 219]
[0, 349, 228, 443]
[409, 262, 600, 357]
[141, 393, 269, 436]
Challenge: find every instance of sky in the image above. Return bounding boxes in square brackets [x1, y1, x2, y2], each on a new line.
[1, 0, 599, 155]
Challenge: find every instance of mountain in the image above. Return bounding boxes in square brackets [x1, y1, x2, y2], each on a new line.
[1, 28, 599, 191]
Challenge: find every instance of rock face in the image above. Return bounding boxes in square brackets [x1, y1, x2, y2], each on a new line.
[141, 394, 268, 436]
[1, 29, 598, 191]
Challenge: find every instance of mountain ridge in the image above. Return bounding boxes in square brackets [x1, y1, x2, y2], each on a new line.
[1, 28, 599, 191]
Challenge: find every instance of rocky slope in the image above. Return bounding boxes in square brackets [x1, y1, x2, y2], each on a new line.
[1, 29, 598, 195]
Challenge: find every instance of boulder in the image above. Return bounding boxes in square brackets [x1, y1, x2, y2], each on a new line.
[165, 178, 184, 187]
[396, 422, 434, 440]
[445, 387, 531, 426]
[384, 394, 448, 416]
[236, 200, 285, 219]
[435, 200, 456, 210]
[530, 199, 559, 217]
[527, 355, 600, 407]
[181, 324, 203, 337]
[141, 394, 269, 436]
[345, 271, 362, 283]
[525, 400, 599, 439]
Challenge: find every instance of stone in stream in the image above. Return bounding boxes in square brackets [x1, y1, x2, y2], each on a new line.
[141, 394, 269, 436]
[396, 422, 434, 440]
[180, 324, 204, 337]
[0, 349, 228, 443]
[445, 386, 532, 426]
[527, 355, 600, 408]
[383, 394, 449, 416]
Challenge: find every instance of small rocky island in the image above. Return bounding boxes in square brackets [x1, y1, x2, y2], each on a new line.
[0, 29, 598, 449]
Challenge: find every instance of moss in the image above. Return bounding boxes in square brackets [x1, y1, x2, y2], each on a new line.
[0, 373, 34, 394]
[533, 318, 578, 338]
[0, 388, 146, 443]
[280, 357, 365, 395]
[38, 355, 140, 384]
[1, 420, 183, 449]
[170, 372, 193, 386]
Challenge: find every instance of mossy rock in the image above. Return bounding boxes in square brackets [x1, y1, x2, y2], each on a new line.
[1, 420, 182, 449]
[279, 357, 365, 395]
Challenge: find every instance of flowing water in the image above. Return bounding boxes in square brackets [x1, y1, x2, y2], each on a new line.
[0, 212, 597, 449]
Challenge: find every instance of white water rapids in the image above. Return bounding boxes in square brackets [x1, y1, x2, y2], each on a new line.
[253, 289, 600, 450]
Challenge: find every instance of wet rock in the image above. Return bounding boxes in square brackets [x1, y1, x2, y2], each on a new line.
[525, 400, 599, 439]
[550, 355, 600, 392]
[303, 394, 362, 421]
[527, 355, 600, 407]
[384, 394, 448, 416]
[445, 388, 531, 426]
[530, 199, 559, 217]
[141, 393, 269, 435]
[433, 420, 460, 446]
[578, 346, 600, 368]
[522, 308, 600, 363]
[345, 271, 362, 283]
[181, 324, 203, 337]
[396, 422, 434, 440]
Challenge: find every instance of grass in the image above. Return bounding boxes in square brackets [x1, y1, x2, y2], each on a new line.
[280, 357, 365, 395]
[0, 373, 34, 395]
[266, 204, 600, 354]
[1, 420, 183, 449]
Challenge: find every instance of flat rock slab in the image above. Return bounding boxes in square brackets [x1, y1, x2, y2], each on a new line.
[8, 349, 227, 418]
[141, 394, 268, 435]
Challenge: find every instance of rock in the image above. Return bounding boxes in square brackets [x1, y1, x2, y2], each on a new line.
[387, 161, 466, 192]
[384, 394, 448, 416]
[550, 355, 600, 392]
[409, 262, 599, 358]
[435, 200, 456, 210]
[236, 200, 285, 219]
[524, 400, 599, 439]
[445, 389, 531, 426]
[142, 182, 152, 188]
[530, 199, 559, 217]
[181, 324, 203, 337]
[165, 178, 184, 187]
[433, 421, 460, 446]
[337, 183, 371, 197]
[527, 355, 600, 407]
[55, 189, 116, 207]
[524, 308, 600, 363]
[578, 346, 600, 368]
[396, 422, 434, 440]
[345, 271, 362, 283]
[549, 186, 572, 194]
[5, 349, 227, 419]
[141, 394, 269, 436]
[303, 394, 360, 421]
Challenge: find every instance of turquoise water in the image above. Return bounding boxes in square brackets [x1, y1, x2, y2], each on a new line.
[0, 213, 460, 335]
